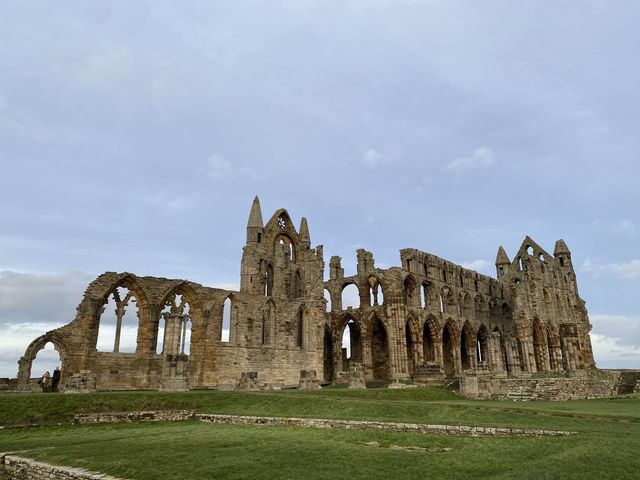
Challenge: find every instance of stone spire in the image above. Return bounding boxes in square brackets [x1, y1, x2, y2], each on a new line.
[495, 245, 510, 279]
[495, 246, 510, 266]
[299, 216, 311, 249]
[246, 195, 264, 244]
[247, 195, 264, 228]
[554, 239, 571, 256]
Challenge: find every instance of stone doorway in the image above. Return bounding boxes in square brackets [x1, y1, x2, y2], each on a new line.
[442, 325, 455, 376]
[370, 317, 390, 381]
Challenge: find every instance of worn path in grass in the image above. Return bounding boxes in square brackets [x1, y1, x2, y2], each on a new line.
[1, 389, 639, 479]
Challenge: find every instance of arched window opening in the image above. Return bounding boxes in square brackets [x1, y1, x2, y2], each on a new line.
[368, 276, 382, 306]
[526, 245, 534, 256]
[405, 321, 415, 377]
[423, 321, 436, 362]
[264, 264, 274, 297]
[518, 257, 523, 271]
[292, 270, 305, 298]
[459, 271, 464, 287]
[341, 320, 363, 370]
[420, 283, 430, 308]
[30, 342, 61, 389]
[403, 277, 418, 306]
[324, 289, 332, 312]
[221, 297, 232, 343]
[97, 286, 139, 353]
[276, 234, 294, 261]
[476, 327, 489, 366]
[439, 294, 444, 313]
[442, 324, 455, 376]
[559, 256, 565, 267]
[296, 310, 304, 348]
[442, 268, 447, 282]
[323, 327, 334, 382]
[341, 283, 360, 309]
[157, 293, 191, 355]
[460, 328, 471, 371]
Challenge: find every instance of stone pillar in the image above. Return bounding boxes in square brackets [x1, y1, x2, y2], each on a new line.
[488, 334, 498, 372]
[434, 341, 443, 366]
[163, 313, 185, 355]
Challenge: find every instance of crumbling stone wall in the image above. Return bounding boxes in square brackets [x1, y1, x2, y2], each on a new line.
[17, 197, 598, 393]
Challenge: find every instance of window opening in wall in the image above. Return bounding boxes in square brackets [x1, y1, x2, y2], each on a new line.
[526, 245, 534, 256]
[257, 233, 262, 243]
[221, 297, 231, 342]
[459, 272, 464, 287]
[96, 286, 138, 353]
[342, 283, 359, 309]
[157, 293, 191, 355]
[518, 257, 523, 271]
[277, 215, 286, 229]
[264, 265, 274, 296]
[442, 269, 447, 282]
[559, 257, 564, 267]
[439, 294, 444, 313]
[406, 259, 412, 271]
[474, 279, 478, 291]
[31, 342, 60, 382]
[324, 289, 332, 312]
[477, 341, 483, 362]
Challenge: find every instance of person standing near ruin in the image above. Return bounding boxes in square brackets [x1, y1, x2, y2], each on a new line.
[40, 371, 50, 393]
[51, 366, 61, 392]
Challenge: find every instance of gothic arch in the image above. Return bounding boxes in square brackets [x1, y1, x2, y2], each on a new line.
[368, 313, 390, 381]
[403, 274, 419, 306]
[405, 313, 420, 376]
[17, 332, 69, 388]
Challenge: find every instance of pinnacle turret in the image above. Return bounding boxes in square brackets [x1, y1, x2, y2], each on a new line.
[247, 195, 264, 228]
[554, 239, 571, 256]
[495, 245, 510, 266]
[246, 195, 264, 244]
[299, 217, 311, 249]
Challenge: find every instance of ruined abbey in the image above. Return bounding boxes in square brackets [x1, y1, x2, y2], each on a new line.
[17, 196, 602, 396]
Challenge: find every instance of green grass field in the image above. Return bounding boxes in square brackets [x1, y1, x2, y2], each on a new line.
[1, 388, 639, 479]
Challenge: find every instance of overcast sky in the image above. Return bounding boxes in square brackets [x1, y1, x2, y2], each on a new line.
[1, 1, 640, 377]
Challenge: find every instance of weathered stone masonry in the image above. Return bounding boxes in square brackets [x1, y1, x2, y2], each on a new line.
[17, 196, 597, 392]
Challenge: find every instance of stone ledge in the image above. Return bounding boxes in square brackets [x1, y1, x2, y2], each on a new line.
[195, 413, 576, 437]
[0, 453, 127, 480]
[74, 410, 195, 424]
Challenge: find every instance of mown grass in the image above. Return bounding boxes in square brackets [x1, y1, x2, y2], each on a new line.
[1, 389, 639, 479]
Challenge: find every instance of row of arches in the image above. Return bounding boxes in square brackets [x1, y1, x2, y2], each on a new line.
[322, 313, 578, 383]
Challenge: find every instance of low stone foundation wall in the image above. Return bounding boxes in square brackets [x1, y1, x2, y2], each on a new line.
[196, 413, 574, 437]
[0, 453, 127, 480]
[459, 370, 639, 400]
[74, 410, 195, 423]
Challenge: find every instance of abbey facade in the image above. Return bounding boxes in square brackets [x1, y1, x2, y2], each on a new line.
[17, 197, 596, 392]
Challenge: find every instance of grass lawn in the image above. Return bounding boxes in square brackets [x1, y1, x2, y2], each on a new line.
[1, 388, 639, 479]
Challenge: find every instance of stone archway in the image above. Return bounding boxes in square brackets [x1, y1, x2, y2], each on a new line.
[323, 326, 334, 382]
[370, 317, 390, 381]
[442, 323, 456, 376]
[17, 333, 68, 391]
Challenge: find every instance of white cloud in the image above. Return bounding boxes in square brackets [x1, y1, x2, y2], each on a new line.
[74, 47, 136, 92]
[144, 190, 196, 212]
[362, 148, 389, 168]
[581, 259, 640, 279]
[414, 175, 433, 193]
[614, 219, 636, 234]
[590, 333, 640, 369]
[444, 146, 496, 175]
[207, 154, 232, 178]
[459, 259, 492, 275]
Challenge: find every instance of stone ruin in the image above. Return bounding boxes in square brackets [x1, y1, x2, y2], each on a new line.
[17, 195, 619, 398]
